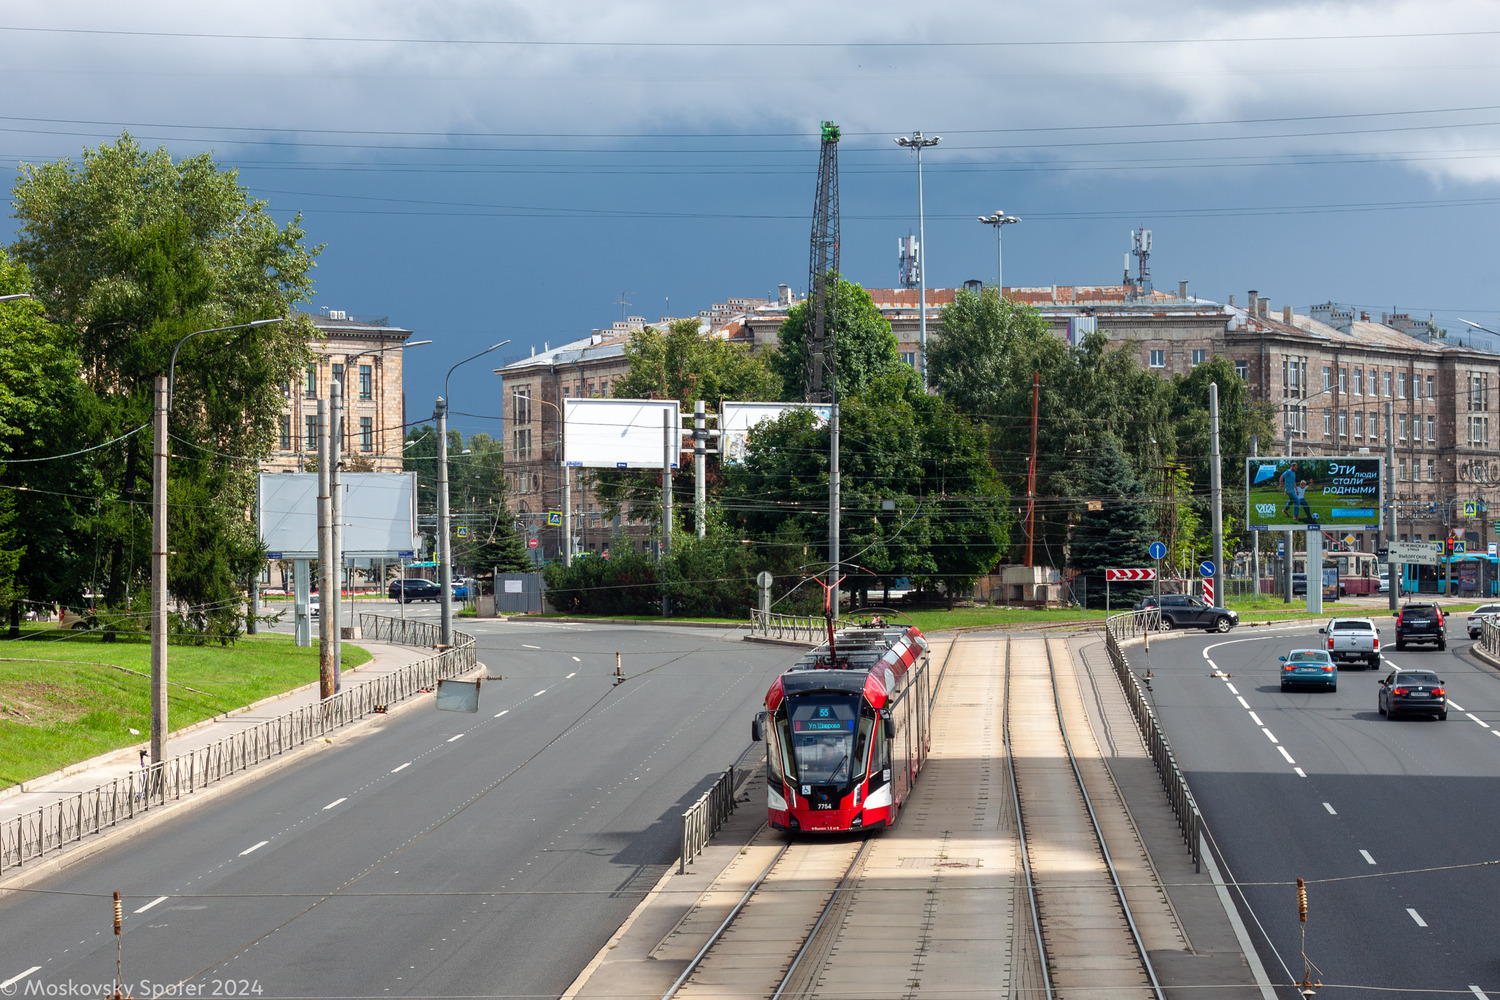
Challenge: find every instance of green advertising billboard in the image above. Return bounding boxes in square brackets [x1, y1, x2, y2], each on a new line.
[1246, 456, 1382, 532]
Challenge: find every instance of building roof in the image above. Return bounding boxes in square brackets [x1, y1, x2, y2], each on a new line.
[297, 310, 414, 341]
[495, 332, 630, 374]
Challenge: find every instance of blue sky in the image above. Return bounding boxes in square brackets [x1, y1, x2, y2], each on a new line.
[5, 2, 1500, 440]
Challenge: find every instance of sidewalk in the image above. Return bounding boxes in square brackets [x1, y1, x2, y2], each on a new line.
[0, 638, 433, 832]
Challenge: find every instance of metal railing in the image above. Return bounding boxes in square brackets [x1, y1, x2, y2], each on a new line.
[680, 764, 737, 873]
[1482, 615, 1500, 659]
[1102, 611, 1201, 870]
[748, 610, 855, 644]
[1, 615, 475, 875]
[1107, 606, 1162, 641]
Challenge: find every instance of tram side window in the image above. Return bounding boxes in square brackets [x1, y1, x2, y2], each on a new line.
[772, 718, 798, 781]
[853, 714, 875, 780]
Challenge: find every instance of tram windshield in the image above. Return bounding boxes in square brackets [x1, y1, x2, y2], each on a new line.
[786, 696, 864, 783]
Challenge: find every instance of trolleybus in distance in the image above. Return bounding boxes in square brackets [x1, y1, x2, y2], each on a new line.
[751, 623, 932, 833]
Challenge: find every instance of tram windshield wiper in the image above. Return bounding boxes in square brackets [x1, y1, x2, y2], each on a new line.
[825, 754, 848, 782]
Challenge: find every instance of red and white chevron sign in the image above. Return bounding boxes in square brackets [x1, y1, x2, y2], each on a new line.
[1202, 577, 1215, 605]
[1105, 568, 1156, 582]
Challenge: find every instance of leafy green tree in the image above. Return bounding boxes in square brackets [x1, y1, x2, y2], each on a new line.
[613, 319, 778, 402]
[769, 277, 921, 402]
[9, 134, 319, 639]
[1069, 437, 1157, 607]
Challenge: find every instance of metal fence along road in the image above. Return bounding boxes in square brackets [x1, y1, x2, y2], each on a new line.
[1481, 615, 1500, 659]
[0, 615, 475, 876]
[1103, 611, 1202, 870]
[680, 764, 737, 874]
[748, 611, 854, 644]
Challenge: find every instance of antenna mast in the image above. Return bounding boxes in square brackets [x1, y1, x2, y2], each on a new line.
[807, 121, 840, 403]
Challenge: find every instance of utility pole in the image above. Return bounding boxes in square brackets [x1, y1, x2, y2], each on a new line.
[1026, 372, 1040, 566]
[1386, 401, 1398, 612]
[317, 398, 335, 697]
[1284, 427, 1294, 604]
[661, 408, 673, 617]
[150, 376, 168, 767]
[694, 400, 707, 539]
[436, 397, 453, 648]
[830, 401, 841, 613]
[1209, 383, 1225, 605]
[329, 379, 343, 690]
[1251, 436, 1261, 596]
[561, 465, 572, 566]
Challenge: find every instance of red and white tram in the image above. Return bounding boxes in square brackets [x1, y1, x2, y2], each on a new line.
[752, 623, 932, 833]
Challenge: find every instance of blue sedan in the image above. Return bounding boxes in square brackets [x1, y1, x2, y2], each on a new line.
[1280, 648, 1338, 692]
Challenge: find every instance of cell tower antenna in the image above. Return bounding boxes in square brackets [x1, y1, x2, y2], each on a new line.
[1129, 228, 1152, 298]
[807, 121, 840, 403]
[615, 291, 634, 322]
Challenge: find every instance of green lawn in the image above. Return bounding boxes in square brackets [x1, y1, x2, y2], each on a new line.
[0, 630, 370, 790]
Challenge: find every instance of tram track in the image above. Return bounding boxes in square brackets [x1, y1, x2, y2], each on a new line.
[1004, 634, 1164, 999]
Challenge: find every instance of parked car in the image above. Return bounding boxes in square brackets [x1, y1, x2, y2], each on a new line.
[1378, 668, 1447, 720]
[1378, 570, 1389, 594]
[1132, 593, 1238, 633]
[1467, 603, 1500, 640]
[1320, 617, 1381, 669]
[1395, 602, 1446, 650]
[388, 578, 442, 603]
[1279, 648, 1338, 692]
[1292, 572, 1307, 595]
[309, 595, 319, 619]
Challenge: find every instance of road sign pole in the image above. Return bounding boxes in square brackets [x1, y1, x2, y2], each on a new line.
[1307, 527, 1322, 615]
[1209, 383, 1225, 615]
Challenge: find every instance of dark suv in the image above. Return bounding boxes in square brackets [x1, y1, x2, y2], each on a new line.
[1394, 602, 1445, 650]
[388, 578, 442, 603]
[1132, 594, 1239, 633]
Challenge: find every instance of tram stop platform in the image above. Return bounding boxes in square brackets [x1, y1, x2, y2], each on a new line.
[563, 632, 1272, 1000]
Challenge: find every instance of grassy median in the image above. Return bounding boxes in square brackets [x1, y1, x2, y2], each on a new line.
[0, 629, 370, 790]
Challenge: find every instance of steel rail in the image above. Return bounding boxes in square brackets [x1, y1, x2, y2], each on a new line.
[1042, 638, 1165, 1000]
[1002, 636, 1053, 1000]
[660, 843, 791, 1000]
[769, 840, 872, 1000]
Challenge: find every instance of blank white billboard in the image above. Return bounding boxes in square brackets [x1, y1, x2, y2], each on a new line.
[259, 472, 418, 559]
[721, 402, 831, 464]
[563, 398, 680, 469]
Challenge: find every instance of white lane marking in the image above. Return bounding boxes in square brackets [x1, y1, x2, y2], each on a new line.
[1236, 696, 1250, 709]
[1225, 682, 1240, 695]
[1407, 907, 1428, 927]
[1278, 746, 1296, 764]
[534, 689, 547, 697]
[494, 709, 509, 718]
[566, 672, 577, 679]
[1360, 850, 1377, 865]
[1467, 713, 1490, 728]
[391, 762, 411, 773]
[1323, 802, 1337, 815]
[1450, 699, 1466, 711]
[1294, 767, 1307, 777]
[134, 895, 168, 914]
[1262, 727, 1279, 743]
[1249, 711, 1264, 726]
[323, 797, 347, 810]
[240, 840, 269, 856]
[1, 968, 42, 991]
[522, 644, 541, 649]
[1469, 986, 1488, 1000]
[447, 733, 464, 743]
[571, 656, 581, 662]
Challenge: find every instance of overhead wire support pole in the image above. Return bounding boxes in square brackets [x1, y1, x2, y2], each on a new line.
[1026, 372, 1039, 567]
[151, 375, 168, 769]
[317, 398, 335, 697]
[330, 378, 343, 690]
[1209, 383, 1225, 606]
[896, 130, 940, 390]
[809, 121, 842, 611]
[662, 409, 673, 618]
[436, 396, 453, 648]
[694, 400, 707, 539]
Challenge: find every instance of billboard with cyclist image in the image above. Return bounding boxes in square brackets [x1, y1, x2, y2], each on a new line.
[1245, 456, 1382, 532]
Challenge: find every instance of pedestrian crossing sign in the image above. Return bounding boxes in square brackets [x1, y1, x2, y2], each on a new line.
[546, 511, 562, 526]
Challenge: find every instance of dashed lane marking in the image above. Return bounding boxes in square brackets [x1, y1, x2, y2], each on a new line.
[447, 734, 464, 743]
[1360, 850, 1377, 865]
[391, 762, 411, 773]
[1323, 802, 1337, 815]
[1249, 711, 1264, 726]
[571, 656, 581, 662]
[1277, 746, 1296, 764]
[1450, 700, 1466, 711]
[566, 672, 576, 679]
[1294, 767, 1307, 777]
[1468, 713, 1490, 728]
[1, 967, 41, 990]
[1469, 986, 1488, 1000]
[522, 644, 541, 649]
[533, 689, 547, 697]
[239, 840, 269, 856]
[1262, 727, 1279, 743]
[1236, 696, 1251, 709]
[323, 798, 347, 810]
[1408, 907, 1428, 927]
[1225, 682, 1239, 695]
[494, 710, 509, 719]
[134, 896, 168, 914]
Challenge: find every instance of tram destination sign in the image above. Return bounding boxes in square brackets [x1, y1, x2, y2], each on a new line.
[1246, 456, 1382, 532]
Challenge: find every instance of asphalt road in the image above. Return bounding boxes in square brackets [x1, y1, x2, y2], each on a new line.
[0, 619, 796, 1000]
[1124, 615, 1500, 995]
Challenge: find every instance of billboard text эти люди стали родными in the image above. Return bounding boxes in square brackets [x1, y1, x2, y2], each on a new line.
[1245, 456, 1382, 532]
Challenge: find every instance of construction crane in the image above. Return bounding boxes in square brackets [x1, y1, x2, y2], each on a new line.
[806, 120, 840, 404]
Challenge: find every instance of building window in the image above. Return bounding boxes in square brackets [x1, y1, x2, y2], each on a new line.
[304, 363, 317, 398]
[1369, 410, 1378, 442]
[1323, 366, 1331, 391]
[1191, 349, 1208, 366]
[1354, 412, 1364, 438]
[1353, 369, 1363, 396]
[901, 352, 916, 368]
[1338, 412, 1347, 437]
[1398, 372, 1407, 398]
[332, 363, 344, 389]
[1149, 350, 1165, 368]
[1427, 375, 1436, 399]
[1323, 409, 1333, 437]
[513, 388, 532, 425]
[1383, 371, 1392, 397]
[1427, 459, 1435, 481]
[360, 416, 373, 451]
[1338, 368, 1346, 392]
[1235, 360, 1249, 381]
[360, 365, 373, 400]
[1283, 359, 1303, 395]
[280, 379, 291, 398]
[1428, 415, 1436, 442]
[1399, 457, 1407, 481]
[304, 415, 317, 450]
[279, 415, 291, 451]
[513, 428, 532, 461]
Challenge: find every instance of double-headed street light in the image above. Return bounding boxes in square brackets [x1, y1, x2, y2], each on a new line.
[153, 317, 284, 768]
[977, 210, 1021, 294]
[436, 340, 510, 647]
[895, 131, 940, 391]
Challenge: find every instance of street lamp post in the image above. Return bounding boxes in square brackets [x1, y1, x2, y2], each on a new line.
[155, 317, 283, 765]
[0, 293, 35, 303]
[437, 341, 510, 647]
[976, 210, 1021, 294]
[895, 131, 940, 391]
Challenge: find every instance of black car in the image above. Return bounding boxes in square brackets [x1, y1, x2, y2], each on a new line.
[1378, 668, 1448, 720]
[1132, 593, 1239, 633]
[1394, 602, 1446, 650]
[388, 578, 442, 603]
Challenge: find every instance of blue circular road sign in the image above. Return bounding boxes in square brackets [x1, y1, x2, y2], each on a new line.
[1148, 541, 1167, 560]
[1199, 560, 1216, 578]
